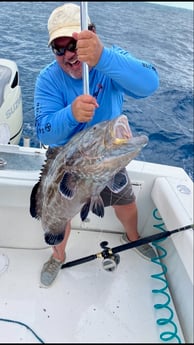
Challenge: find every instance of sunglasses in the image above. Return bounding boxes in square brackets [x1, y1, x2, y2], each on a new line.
[51, 40, 77, 56]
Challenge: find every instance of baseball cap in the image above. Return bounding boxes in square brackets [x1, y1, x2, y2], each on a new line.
[48, 3, 91, 46]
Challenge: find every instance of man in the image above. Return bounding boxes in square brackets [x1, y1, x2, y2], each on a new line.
[34, 3, 159, 287]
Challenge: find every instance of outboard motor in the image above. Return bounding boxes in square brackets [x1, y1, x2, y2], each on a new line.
[0, 59, 23, 145]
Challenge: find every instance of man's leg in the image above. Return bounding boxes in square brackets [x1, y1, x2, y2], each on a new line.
[113, 202, 157, 260]
[113, 201, 139, 241]
[52, 221, 71, 262]
[40, 221, 71, 287]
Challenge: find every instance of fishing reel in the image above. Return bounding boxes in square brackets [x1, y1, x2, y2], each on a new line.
[100, 241, 120, 272]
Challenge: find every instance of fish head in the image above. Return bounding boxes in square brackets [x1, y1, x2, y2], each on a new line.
[69, 114, 148, 177]
[74, 114, 132, 158]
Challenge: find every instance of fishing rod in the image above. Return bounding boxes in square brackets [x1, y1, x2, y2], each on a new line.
[80, 1, 89, 95]
[61, 224, 193, 271]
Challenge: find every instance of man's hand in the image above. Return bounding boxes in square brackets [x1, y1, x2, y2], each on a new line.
[72, 30, 103, 67]
[72, 95, 99, 122]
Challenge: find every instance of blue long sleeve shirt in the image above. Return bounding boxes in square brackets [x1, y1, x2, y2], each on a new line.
[34, 45, 159, 147]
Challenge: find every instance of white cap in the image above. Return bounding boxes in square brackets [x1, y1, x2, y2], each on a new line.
[47, 3, 91, 46]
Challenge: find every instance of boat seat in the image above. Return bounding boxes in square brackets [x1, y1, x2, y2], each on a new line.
[151, 176, 193, 299]
[0, 65, 12, 107]
[151, 176, 193, 230]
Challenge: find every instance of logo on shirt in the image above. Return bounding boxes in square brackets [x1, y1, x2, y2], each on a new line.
[45, 123, 51, 132]
[93, 83, 103, 99]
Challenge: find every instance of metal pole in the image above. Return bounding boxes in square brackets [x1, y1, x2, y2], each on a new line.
[80, 2, 89, 95]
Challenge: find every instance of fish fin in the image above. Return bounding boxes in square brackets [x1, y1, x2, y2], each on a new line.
[91, 196, 105, 218]
[44, 232, 65, 245]
[107, 169, 128, 193]
[90, 195, 104, 218]
[80, 196, 105, 221]
[80, 200, 91, 221]
[59, 172, 76, 199]
[30, 181, 41, 219]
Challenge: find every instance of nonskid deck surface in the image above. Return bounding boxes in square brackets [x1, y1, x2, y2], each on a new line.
[0, 229, 184, 343]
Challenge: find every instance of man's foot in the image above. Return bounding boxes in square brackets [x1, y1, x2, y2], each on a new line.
[121, 233, 157, 261]
[40, 254, 66, 287]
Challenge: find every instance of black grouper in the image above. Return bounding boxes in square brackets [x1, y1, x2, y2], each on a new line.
[30, 115, 148, 245]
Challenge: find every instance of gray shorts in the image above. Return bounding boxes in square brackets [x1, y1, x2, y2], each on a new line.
[100, 171, 136, 207]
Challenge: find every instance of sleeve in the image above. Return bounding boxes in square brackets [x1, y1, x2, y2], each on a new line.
[95, 46, 159, 98]
[34, 68, 83, 146]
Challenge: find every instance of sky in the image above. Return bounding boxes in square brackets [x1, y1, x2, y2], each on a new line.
[148, 2, 194, 10]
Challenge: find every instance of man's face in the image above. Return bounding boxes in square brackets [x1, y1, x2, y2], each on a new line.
[52, 37, 83, 79]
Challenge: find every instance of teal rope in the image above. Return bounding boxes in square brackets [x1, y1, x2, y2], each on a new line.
[0, 318, 44, 343]
[151, 208, 182, 343]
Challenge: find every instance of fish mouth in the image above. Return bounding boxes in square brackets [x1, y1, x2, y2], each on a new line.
[112, 115, 132, 144]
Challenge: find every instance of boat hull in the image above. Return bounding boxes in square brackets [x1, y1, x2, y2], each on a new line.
[0, 144, 193, 343]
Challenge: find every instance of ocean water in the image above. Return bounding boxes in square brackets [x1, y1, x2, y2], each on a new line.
[0, 2, 193, 180]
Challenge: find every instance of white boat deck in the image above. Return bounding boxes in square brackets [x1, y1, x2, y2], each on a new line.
[0, 228, 185, 343]
[0, 144, 192, 343]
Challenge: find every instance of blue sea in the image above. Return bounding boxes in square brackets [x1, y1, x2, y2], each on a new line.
[0, 2, 193, 180]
